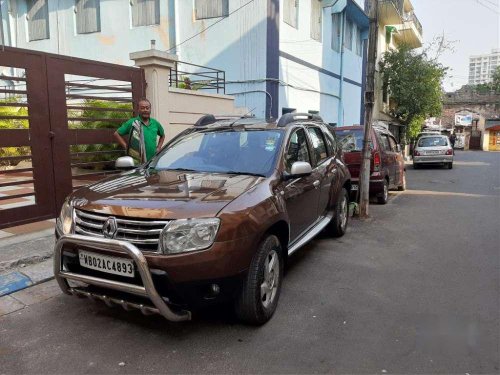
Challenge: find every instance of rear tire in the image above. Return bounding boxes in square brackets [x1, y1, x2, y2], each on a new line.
[234, 235, 283, 325]
[398, 171, 407, 191]
[448, 162, 453, 169]
[413, 163, 420, 170]
[328, 187, 349, 238]
[377, 180, 389, 204]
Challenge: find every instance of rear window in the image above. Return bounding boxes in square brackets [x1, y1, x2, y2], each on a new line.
[418, 137, 448, 147]
[334, 129, 365, 151]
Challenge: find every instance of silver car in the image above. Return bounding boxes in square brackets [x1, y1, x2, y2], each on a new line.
[413, 135, 454, 169]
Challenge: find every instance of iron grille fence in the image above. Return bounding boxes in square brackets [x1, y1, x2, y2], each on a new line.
[169, 61, 225, 94]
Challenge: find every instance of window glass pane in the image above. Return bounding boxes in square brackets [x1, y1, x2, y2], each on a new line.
[307, 127, 328, 163]
[380, 134, 391, 151]
[76, 0, 101, 34]
[310, 0, 322, 41]
[388, 136, 397, 152]
[332, 13, 341, 52]
[285, 129, 310, 172]
[284, 0, 298, 28]
[195, 0, 229, 20]
[344, 17, 353, 50]
[132, 0, 159, 27]
[27, 0, 49, 41]
[356, 26, 362, 56]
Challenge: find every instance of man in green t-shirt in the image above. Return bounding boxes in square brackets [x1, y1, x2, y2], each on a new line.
[113, 98, 165, 162]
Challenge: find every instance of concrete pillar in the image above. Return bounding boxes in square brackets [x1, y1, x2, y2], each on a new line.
[129, 49, 178, 130]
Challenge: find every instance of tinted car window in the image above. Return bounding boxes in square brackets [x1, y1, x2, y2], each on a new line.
[285, 129, 311, 172]
[307, 127, 328, 164]
[388, 136, 398, 152]
[335, 129, 365, 151]
[418, 137, 449, 147]
[379, 134, 391, 151]
[150, 130, 283, 176]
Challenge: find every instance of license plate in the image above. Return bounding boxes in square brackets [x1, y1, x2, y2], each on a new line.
[351, 184, 358, 191]
[79, 250, 134, 278]
[426, 150, 439, 155]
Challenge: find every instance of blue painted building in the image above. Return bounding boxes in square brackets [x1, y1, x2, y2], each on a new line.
[1, 0, 368, 125]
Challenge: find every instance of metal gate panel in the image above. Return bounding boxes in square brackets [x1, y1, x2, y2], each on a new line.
[0, 49, 56, 229]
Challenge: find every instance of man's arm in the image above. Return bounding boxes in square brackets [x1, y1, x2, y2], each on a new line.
[114, 131, 128, 150]
[156, 136, 165, 153]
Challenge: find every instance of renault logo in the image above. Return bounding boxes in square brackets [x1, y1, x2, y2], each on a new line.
[102, 217, 118, 239]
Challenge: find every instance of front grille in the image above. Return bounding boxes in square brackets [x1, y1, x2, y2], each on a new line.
[74, 209, 169, 253]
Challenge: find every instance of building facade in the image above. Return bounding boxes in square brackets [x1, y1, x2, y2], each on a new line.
[367, 0, 423, 141]
[0, 0, 369, 125]
[468, 49, 500, 85]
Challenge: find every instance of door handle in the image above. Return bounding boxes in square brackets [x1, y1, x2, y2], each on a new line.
[313, 180, 320, 188]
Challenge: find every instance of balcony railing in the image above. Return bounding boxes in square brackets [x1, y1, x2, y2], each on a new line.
[404, 11, 423, 36]
[169, 61, 225, 94]
[380, 0, 404, 17]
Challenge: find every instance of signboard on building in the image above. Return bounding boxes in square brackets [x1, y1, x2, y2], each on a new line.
[455, 114, 473, 126]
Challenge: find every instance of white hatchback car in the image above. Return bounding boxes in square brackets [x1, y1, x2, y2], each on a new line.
[413, 135, 454, 169]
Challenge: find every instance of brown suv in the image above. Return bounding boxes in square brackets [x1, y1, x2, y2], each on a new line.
[334, 125, 406, 204]
[54, 113, 352, 325]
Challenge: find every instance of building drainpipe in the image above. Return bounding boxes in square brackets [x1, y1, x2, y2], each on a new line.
[337, 11, 345, 127]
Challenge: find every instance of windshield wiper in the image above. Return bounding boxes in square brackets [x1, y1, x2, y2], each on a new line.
[224, 171, 266, 177]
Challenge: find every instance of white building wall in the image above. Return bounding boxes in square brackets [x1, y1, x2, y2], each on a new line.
[469, 49, 500, 85]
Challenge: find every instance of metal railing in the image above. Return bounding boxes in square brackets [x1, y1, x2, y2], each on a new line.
[169, 61, 225, 94]
[404, 11, 423, 36]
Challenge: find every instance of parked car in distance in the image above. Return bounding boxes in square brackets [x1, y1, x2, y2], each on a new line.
[54, 113, 352, 325]
[413, 135, 454, 169]
[334, 125, 406, 204]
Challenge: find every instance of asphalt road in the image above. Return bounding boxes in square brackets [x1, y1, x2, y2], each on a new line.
[1, 151, 499, 374]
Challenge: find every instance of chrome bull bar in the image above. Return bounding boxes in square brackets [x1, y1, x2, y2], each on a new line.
[54, 234, 191, 322]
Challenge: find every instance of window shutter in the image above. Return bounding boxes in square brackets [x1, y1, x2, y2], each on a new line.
[75, 0, 101, 34]
[27, 0, 49, 41]
[284, 0, 298, 28]
[132, 0, 160, 27]
[310, 0, 322, 41]
[331, 13, 341, 52]
[195, 0, 229, 20]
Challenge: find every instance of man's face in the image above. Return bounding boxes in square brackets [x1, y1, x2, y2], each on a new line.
[138, 101, 151, 120]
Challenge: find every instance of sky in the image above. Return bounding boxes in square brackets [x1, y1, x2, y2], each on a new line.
[411, 0, 500, 92]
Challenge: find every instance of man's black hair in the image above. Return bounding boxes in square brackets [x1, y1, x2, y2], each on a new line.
[137, 98, 151, 107]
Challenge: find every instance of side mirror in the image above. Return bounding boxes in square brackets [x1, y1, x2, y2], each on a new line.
[115, 156, 136, 170]
[284, 161, 313, 180]
[127, 122, 146, 163]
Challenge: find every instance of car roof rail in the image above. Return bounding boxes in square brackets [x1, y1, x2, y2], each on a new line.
[194, 114, 217, 127]
[194, 114, 256, 127]
[277, 113, 323, 127]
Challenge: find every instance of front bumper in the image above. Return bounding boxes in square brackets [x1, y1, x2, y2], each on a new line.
[54, 234, 192, 322]
[413, 155, 453, 164]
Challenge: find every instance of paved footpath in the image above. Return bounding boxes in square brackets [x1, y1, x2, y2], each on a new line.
[0, 151, 499, 374]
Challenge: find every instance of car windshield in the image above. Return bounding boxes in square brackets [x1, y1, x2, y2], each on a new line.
[334, 129, 367, 151]
[149, 129, 284, 176]
[418, 137, 448, 147]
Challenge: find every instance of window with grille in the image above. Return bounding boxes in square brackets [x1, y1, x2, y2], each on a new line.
[284, 0, 298, 28]
[131, 0, 159, 27]
[26, 0, 49, 41]
[310, 0, 322, 41]
[75, 0, 100, 34]
[195, 0, 229, 20]
[344, 17, 353, 50]
[331, 13, 341, 52]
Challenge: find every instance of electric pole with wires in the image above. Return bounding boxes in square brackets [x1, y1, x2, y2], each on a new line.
[357, 0, 379, 218]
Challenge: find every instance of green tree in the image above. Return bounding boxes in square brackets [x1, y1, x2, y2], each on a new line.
[492, 66, 500, 93]
[379, 45, 448, 141]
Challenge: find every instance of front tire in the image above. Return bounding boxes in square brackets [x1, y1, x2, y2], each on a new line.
[328, 187, 349, 237]
[235, 235, 283, 325]
[377, 180, 389, 204]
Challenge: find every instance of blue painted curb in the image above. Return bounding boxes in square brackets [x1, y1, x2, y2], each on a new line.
[0, 271, 33, 296]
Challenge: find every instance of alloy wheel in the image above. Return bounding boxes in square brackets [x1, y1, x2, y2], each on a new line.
[260, 250, 280, 309]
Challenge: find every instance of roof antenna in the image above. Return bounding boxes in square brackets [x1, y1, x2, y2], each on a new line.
[230, 107, 256, 127]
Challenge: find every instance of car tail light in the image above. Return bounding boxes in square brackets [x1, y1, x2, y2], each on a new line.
[414, 150, 421, 156]
[445, 149, 453, 155]
[373, 151, 381, 172]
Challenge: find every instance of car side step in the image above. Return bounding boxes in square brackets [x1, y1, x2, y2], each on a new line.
[288, 212, 334, 256]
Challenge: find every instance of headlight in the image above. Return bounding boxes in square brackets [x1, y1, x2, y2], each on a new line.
[160, 218, 220, 254]
[56, 200, 73, 235]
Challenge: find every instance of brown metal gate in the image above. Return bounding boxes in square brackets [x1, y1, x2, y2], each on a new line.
[0, 47, 145, 229]
[469, 130, 482, 150]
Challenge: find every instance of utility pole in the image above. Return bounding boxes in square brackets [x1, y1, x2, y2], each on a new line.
[357, 0, 379, 218]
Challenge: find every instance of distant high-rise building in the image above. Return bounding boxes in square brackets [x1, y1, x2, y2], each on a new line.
[468, 49, 500, 85]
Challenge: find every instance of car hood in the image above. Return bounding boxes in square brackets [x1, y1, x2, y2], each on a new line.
[70, 169, 264, 219]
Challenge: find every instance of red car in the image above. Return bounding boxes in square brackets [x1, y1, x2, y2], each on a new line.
[334, 125, 406, 204]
